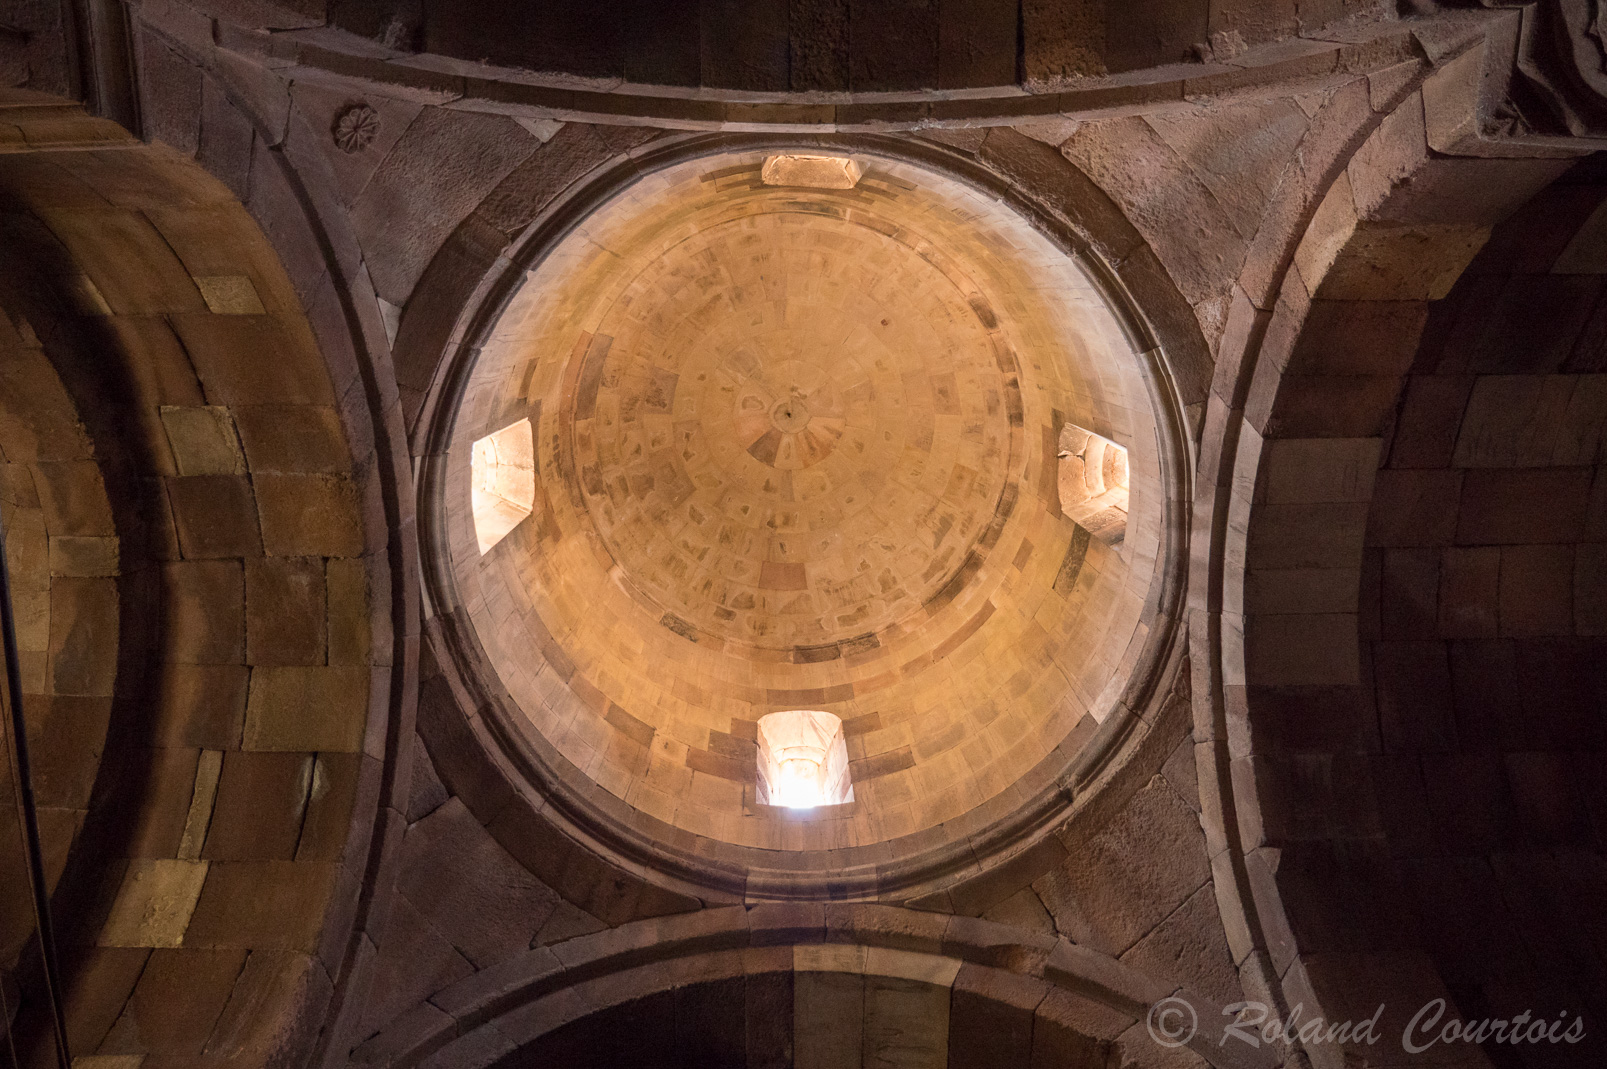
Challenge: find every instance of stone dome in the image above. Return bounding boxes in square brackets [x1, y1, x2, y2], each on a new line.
[437, 145, 1178, 868]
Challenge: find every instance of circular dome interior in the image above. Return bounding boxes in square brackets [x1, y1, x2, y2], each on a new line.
[441, 147, 1170, 861]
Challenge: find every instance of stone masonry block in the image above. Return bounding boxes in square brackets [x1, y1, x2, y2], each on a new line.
[161, 560, 244, 664]
[167, 475, 264, 558]
[244, 666, 369, 752]
[245, 556, 327, 665]
[98, 859, 210, 948]
[254, 473, 364, 557]
[159, 405, 246, 476]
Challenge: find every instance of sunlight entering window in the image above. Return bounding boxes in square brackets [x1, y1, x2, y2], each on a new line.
[471, 418, 536, 554]
[755, 710, 853, 809]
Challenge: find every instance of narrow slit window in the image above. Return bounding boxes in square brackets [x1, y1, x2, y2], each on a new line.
[755, 710, 854, 809]
[471, 418, 536, 554]
[1057, 424, 1129, 546]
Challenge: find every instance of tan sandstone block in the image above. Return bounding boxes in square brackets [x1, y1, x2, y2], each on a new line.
[193, 275, 266, 315]
[253, 474, 364, 557]
[159, 406, 246, 476]
[325, 558, 372, 665]
[98, 859, 209, 948]
[233, 405, 350, 473]
[243, 665, 368, 752]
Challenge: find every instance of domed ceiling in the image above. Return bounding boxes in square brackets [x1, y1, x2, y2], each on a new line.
[438, 147, 1174, 867]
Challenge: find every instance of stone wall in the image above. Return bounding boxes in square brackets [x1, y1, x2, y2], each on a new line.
[0, 89, 398, 1068]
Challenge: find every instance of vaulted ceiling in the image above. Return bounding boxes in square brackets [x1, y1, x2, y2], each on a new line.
[1, 3, 1605, 1068]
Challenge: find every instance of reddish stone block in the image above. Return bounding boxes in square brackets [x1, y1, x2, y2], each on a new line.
[47, 576, 118, 696]
[203, 750, 313, 861]
[1388, 375, 1474, 468]
[948, 963, 1039, 1068]
[1456, 467, 1592, 545]
[1499, 544, 1574, 637]
[1262, 373, 1404, 439]
[1396, 857, 1529, 983]
[32, 460, 115, 536]
[1505, 752, 1590, 847]
[1421, 751, 1516, 854]
[204, 948, 331, 1064]
[1243, 684, 1380, 756]
[1373, 640, 1456, 754]
[47, 209, 205, 316]
[125, 747, 203, 859]
[124, 947, 247, 1055]
[350, 107, 538, 305]
[233, 405, 351, 474]
[1380, 547, 1439, 639]
[1448, 639, 1527, 753]
[394, 797, 559, 968]
[1578, 544, 1607, 636]
[27, 694, 113, 807]
[296, 752, 369, 863]
[1469, 183, 1607, 275]
[978, 128, 1145, 266]
[1437, 545, 1499, 638]
[168, 313, 335, 407]
[1366, 469, 1462, 547]
[1031, 987, 1129, 1067]
[1514, 640, 1607, 750]
[357, 893, 475, 1038]
[243, 666, 369, 752]
[184, 862, 334, 950]
[1290, 300, 1429, 377]
[1464, 275, 1603, 376]
[53, 945, 152, 1058]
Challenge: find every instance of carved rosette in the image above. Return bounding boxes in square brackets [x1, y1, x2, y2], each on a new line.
[332, 104, 380, 154]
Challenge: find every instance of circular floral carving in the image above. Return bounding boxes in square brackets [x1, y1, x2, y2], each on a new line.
[332, 104, 380, 154]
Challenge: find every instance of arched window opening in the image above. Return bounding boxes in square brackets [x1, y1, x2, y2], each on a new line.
[755, 710, 854, 809]
[472, 418, 536, 554]
[1058, 424, 1129, 546]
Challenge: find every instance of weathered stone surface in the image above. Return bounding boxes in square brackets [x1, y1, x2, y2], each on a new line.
[167, 475, 264, 558]
[352, 108, 540, 305]
[233, 404, 350, 474]
[246, 556, 326, 666]
[169, 313, 336, 407]
[360, 893, 475, 1036]
[394, 797, 560, 969]
[203, 750, 313, 861]
[33, 460, 114, 536]
[1038, 778, 1211, 955]
[99, 859, 210, 948]
[159, 405, 247, 476]
[162, 560, 244, 664]
[1062, 117, 1248, 306]
[115, 946, 247, 1056]
[184, 863, 333, 950]
[47, 576, 117, 696]
[243, 666, 369, 752]
[254, 473, 364, 558]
